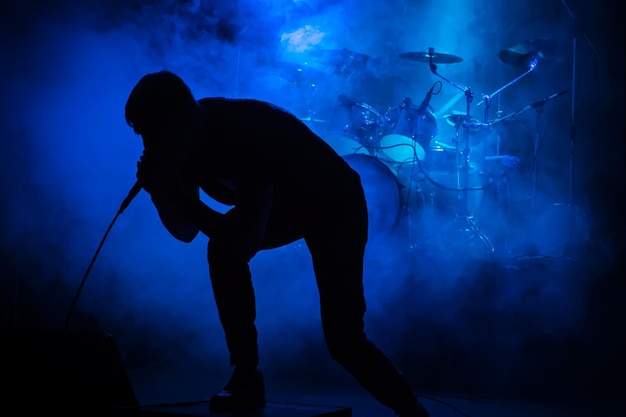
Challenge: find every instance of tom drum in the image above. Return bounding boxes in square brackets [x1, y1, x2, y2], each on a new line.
[324, 101, 383, 156]
[378, 103, 438, 164]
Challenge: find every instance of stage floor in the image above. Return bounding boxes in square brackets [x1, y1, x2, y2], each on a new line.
[126, 357, 624, 417]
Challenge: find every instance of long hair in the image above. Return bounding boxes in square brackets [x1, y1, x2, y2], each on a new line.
[125, 70, 197, 135]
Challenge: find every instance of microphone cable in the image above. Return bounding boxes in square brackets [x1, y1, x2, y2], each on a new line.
[62, 181, 142, 332]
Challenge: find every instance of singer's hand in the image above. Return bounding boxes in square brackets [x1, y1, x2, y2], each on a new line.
[136, 149, 182, 196]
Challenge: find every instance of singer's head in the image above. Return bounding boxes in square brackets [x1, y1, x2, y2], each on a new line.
[125, 71, 201, 156]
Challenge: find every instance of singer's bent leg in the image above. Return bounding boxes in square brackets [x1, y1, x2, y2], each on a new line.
[207, 238, 259, 368]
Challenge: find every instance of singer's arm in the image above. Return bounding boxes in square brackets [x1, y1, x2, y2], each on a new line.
[137, 150, 249, 244]
[149, 185, 202, 243]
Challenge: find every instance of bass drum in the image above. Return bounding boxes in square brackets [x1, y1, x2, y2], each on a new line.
[378, 104, 438, 164]
[342, 154, 402, 238]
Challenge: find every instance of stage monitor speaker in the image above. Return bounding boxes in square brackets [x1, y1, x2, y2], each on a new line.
[0, 330, 139, 413]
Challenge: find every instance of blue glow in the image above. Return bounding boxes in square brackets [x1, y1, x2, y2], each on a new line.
[0, 0, 622, 403]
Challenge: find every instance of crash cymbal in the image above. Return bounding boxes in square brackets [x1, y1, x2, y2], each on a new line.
[399, 51, 463, 64]
[498, 38, 562, 67]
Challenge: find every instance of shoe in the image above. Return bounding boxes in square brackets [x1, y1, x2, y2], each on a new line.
[209, 368, 266, 413]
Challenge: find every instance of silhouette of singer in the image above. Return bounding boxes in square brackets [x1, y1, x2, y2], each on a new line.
[124, 70, 429, 417]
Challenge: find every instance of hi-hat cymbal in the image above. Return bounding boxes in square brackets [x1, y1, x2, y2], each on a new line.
[442, 112, 488, 145]
[443, 113, 482, 132]
[399, 51, 463, 64]
[498, 38, 562, 67]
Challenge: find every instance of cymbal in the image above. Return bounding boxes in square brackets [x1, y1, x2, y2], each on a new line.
[399, 51, 463, 64]
[443, 113, 482, 132]
[442, 112, 487, 146]
[431, 140, 458, 151]
[498, 38, 561, 67]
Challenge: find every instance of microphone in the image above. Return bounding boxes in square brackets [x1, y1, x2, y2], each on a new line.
[118, 180, 143, 214]
[417, 85, 434, 114]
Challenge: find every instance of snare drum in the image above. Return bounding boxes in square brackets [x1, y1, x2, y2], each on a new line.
[426, 143, 461, 172]
[378, 103, 438, 164]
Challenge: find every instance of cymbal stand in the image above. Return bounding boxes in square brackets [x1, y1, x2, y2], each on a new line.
[426, 47, 494, 255]
[479, 94, 515, 255]
[493, 90, 569, 209]
[476, 56, 537, 107]
[303, 79, 321, 122]
[473, 57, 542, 255]
[476, 56, 538, 167]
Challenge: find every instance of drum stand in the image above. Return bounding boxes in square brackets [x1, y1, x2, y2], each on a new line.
[426, 48, 494, 256]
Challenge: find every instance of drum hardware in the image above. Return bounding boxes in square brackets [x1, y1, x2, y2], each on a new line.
[483, 155, 521, 169]
[378, 81, 441, 164]
[275, 60, 330, 87]
[394, 156, 488, 257]
[471, 47, 553, 255]
[476, 90, 567, 256]
[477, 37, 563, 108]
[299, 116, 328, 123]
[428, 141, 462, 173]
[423, 47, 494, 256]
[488, 90, 568, 211]
[476, 58, 537, 108]
[322, 94, 384, 156]
[273, 60, 331, 125]
[442, 111, 488, 147]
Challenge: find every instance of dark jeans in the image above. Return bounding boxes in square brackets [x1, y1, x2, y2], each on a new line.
[206, 187, 417, 413]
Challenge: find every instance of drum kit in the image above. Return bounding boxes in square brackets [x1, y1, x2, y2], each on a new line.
[274, 41, 568, 259]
